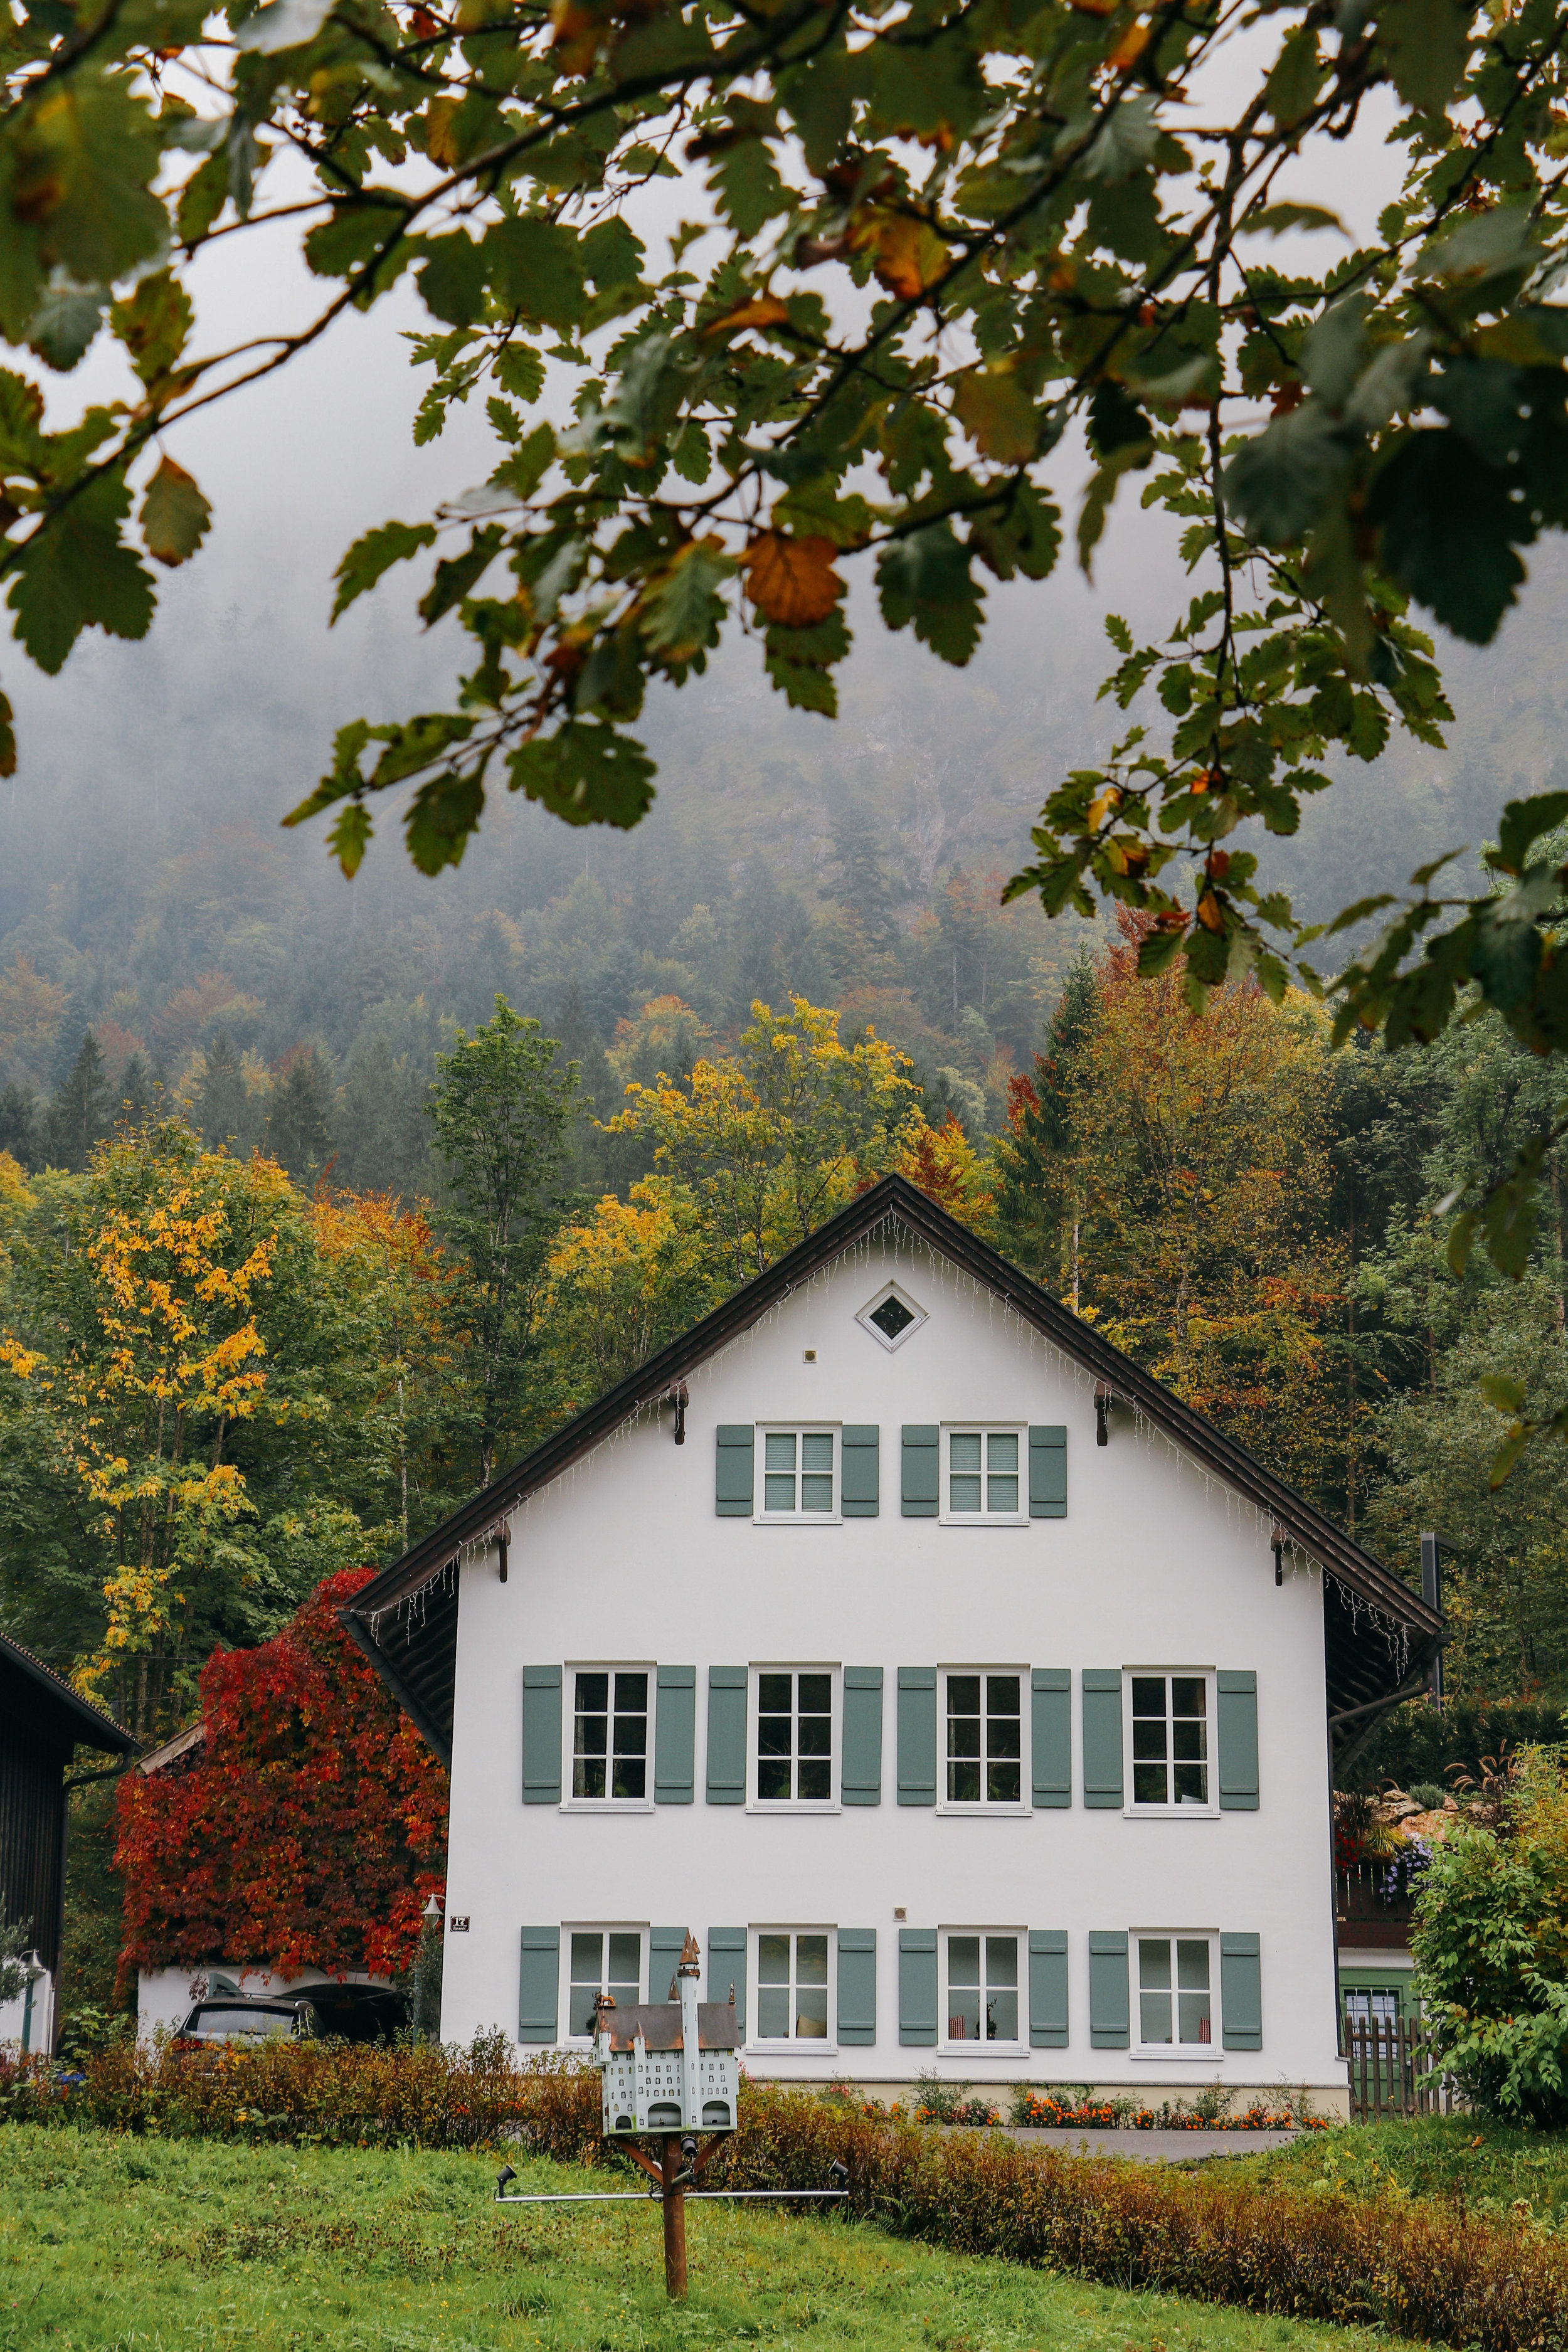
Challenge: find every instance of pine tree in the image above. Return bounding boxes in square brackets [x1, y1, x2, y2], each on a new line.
[116, 1052, 154, 1132]
[45, 1032, 112, 1172]
[268, 1047, 334, 1180]
[992, 950, 1099, 1292]
[196, 1028, 248, 1152]
[0, 1084, 38, 1170]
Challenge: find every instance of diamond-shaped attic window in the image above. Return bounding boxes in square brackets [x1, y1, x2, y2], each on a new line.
[869, 1294, 916, 1343]
[856, 1281, 927, 1352]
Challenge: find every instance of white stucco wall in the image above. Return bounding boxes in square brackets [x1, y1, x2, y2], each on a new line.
[0, 1961, 53, 2055]
[437, 1231, 1361, 2095]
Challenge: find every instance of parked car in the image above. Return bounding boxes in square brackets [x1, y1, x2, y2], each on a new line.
[174, 1983, 409, 2047]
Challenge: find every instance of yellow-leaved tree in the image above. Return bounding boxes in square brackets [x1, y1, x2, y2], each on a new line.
[539, 1178, 716, 1411]
[0, 1123, 291, 1735]
[610, 996, 919, 1287]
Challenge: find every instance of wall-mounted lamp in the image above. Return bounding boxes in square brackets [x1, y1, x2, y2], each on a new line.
[662, 1382, 689, 1444]
[1094, 1382, 1115, 1447]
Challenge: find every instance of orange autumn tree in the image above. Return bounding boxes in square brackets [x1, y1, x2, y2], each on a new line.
[117, 1567, 448, 1988]
[1002, 913, 1347, 1504]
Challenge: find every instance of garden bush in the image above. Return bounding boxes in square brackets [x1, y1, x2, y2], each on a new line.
[9, 2040, 1568, 2348]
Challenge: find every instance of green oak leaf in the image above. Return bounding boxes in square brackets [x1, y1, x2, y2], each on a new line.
[8, 470, 156, 673]
[507, 723, 656, 829]
[140, 457, 211, 566]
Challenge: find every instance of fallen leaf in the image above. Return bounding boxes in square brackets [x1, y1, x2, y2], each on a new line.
[744, 532, 842, 627]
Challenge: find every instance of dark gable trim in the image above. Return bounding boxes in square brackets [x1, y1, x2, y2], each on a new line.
[344, 1175, 1441, 1752]
[0, 1630, 139, 1756]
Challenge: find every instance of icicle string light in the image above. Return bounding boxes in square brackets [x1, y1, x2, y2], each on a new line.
[369, 1213, 1411, 1671]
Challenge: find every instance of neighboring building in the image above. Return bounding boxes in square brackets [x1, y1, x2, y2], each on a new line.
[346, 1177, 1443, 2109]
[131, 1719, 395, 2037]
[0, 1630, 138, 2053]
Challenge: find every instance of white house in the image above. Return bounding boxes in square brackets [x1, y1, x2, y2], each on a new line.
[347, 1177, 1441, 2109]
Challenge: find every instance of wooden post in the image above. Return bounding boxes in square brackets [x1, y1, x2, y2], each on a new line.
[662, 2137, 687, 2301]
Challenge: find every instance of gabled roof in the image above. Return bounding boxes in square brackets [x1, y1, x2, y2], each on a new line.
[0, 1629, 140, 1757]
[344, 1175, 1442, 1765]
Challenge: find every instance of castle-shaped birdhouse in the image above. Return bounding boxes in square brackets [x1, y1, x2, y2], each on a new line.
[592, 1932, 740, 2135]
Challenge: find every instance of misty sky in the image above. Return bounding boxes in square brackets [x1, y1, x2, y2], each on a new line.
[2, 55, 1557, 936]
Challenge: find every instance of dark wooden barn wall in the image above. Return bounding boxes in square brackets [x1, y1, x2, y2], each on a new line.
[0, 1728, 68, 1978]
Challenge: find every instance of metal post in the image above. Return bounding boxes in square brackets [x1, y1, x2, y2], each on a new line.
[661, 2137, 687, 2300]
[1420, 1533, 1444, 1708]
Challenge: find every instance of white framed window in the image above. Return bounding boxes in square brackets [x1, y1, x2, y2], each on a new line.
[756, 1426, 842, 1523]
[565, 1666, 652, 1808]
[856, 1280, 928, 1352]
[1134, 1931, 1218, 2055]
[750, 1667, 839, 1808]
[563, 1926, 645, 2040]
[940, 1929, 1024, 2052]
[939, 1670, 1027, 1811]
[751, 1927, 835, 2048]
[1126, 1670, 1216, 1813]
[940, 1426, 1027, 1524]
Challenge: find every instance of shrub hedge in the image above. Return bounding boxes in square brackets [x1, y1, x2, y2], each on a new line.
[7, 2042, 1568, 2349]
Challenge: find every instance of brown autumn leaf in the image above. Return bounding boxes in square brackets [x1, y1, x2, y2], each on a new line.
[743, 533, 842, 627]
[702, 295, 790, 340]
[953, 366, 1039, 464]
[1108, 17, 1151, 65]
[1195, 888, 1225, 931]
[864, 213, 948, 302]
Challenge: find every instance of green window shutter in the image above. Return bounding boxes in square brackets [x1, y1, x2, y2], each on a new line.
[1088, 1931, 1129, 2048]
[522, 1665, 562, 1805]
[707, 1926, 746, 2038]
[1031, 1668, 1071, 1808]
[716, 1424, 754, 1516]
[842, 1425, 880, 1517]
[706, 1666, 748, 1805]
[901, 1425, 938, 1517]
[896, 1667, 936, 1805]
[837, 1929, 877, 2045]
[842, 1666, 884, 1805]
[655, 1666, 696, 1804]
[1081, 1669, 1123, 1808]
[898, 1927, 937, 2046]
[1029, 1930, 1069, 2048]
[1217, 1671, 1259, 1811]
[1221, 1933, 1262, 2050]
[650, 1924, 687, 2002]
[518, 1925, 559, 2043]
[1028, 1426, 1067, 1518]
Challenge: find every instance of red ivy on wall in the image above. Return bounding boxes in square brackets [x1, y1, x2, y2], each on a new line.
[116, 1567, 448, 1988]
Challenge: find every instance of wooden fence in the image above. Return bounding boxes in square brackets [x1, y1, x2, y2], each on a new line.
[1344, 2010, 1463, 2119]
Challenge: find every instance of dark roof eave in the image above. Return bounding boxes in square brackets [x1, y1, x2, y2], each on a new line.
[0, 1628, 140, 1755]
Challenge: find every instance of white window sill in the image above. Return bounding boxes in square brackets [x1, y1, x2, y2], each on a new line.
[938, 1516, 1029, 1530]
[1132, 2048, 1224, 2063]
[559, 1799, 655, 1814]
[746, 1801, 842, 1816]
[753, 1515, 844, 1529]
[938, 2045, 1027, 2060]
[747, 2042, 839, 2058]
[1123, 1806, 1219, 1821]
[936, 1804, 1030, 1820]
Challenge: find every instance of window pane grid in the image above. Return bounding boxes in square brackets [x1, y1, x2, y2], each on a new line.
[757, 1671, 833, 1803]
[948, 1429, 1021, 1515]
[568, 1929, 643, 2036]
[945, 1933, 1020, 2043]
[946, 1672, 1022, 1804]
[1131, 1674, 1209, 1806]
[1137, 1936, 1212, 2046]
[573, 1669, 649, 1801]
[763, 1429, 835, 1515]
[756, 1932, 830, 2041]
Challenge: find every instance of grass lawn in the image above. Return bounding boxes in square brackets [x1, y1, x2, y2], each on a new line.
[1229, 2114, 1568, 2225]
[1, 2124, 1412, 2352]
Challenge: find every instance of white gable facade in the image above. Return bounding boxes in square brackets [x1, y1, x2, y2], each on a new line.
[381, 1203, 1421, 2111]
